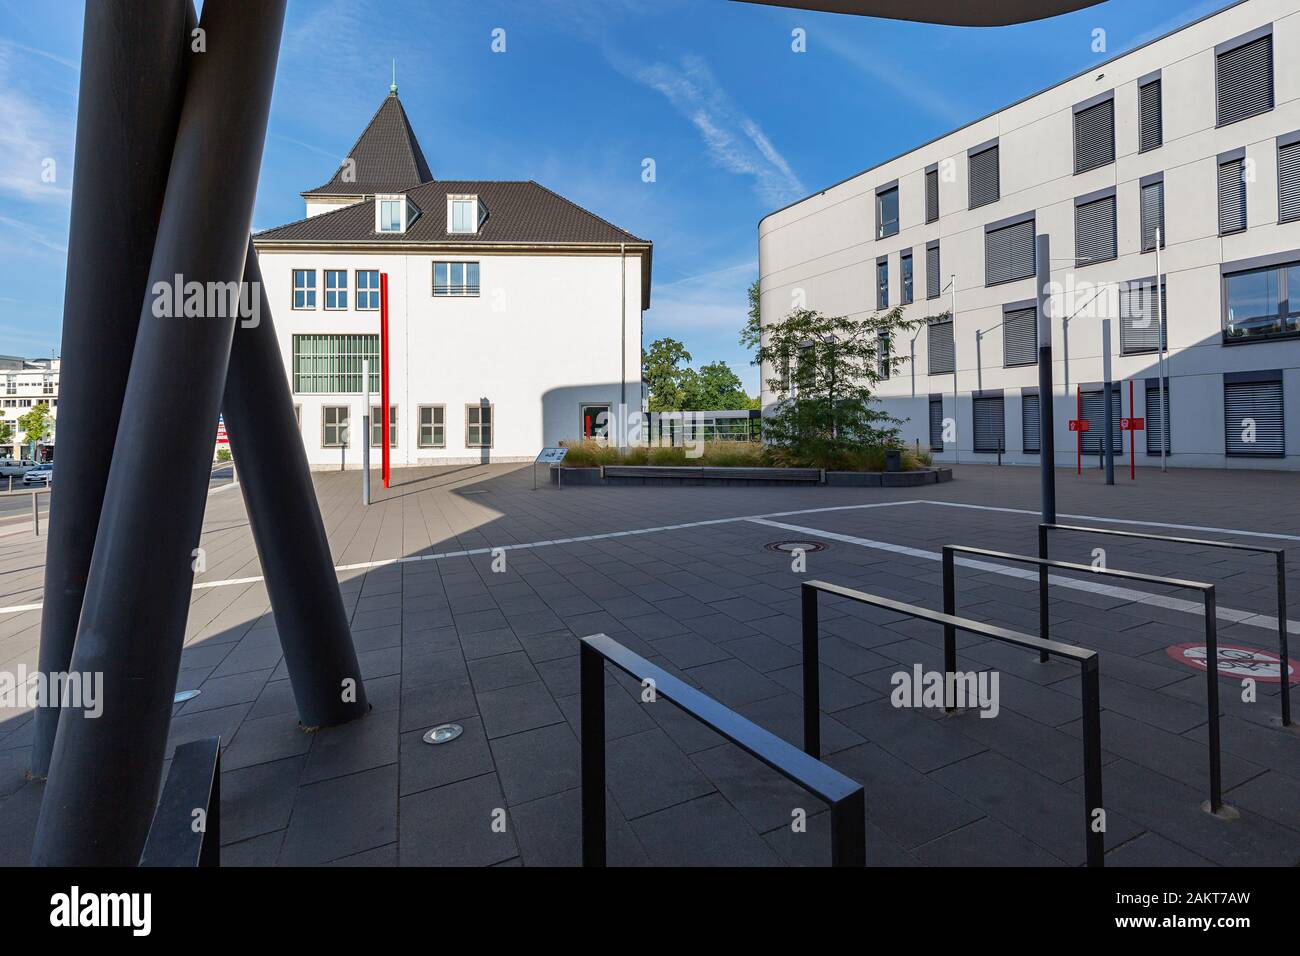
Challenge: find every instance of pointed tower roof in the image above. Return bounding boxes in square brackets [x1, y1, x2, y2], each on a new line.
[302, 91, 434, 197]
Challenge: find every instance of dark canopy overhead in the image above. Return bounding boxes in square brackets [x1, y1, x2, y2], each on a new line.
[733, 0, 1103, 27]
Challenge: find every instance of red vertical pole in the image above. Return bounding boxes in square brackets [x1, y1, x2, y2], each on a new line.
[380, 272, 391, 489]
[1076, 385, 1082, 476]
[1129, 379, 1136, 481]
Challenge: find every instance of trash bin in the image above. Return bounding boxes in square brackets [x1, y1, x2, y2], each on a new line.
[884, 448, 901, 472]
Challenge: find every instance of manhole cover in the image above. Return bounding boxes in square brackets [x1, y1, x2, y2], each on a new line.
[765, 540, 828, 554]
[423, 723, 464, 744]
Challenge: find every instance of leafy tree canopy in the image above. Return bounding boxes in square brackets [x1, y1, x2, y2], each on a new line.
[17, 403, 51, 444]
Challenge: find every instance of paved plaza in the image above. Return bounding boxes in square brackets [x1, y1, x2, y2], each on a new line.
[0, 461, 1297, 866]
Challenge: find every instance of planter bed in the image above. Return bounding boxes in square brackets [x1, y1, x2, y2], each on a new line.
[550, 465, 952, 487]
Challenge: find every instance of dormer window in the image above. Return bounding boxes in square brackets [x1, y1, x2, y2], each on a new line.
[448, 194, 485, 234]
[375, 194, 419, 234]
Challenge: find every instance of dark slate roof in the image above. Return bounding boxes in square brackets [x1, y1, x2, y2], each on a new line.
[303, 92, 433, 196]
[256, 180, 648, 246]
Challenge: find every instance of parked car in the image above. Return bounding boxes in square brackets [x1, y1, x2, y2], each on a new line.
[22, 463, 53, 486]
[0, 459, 37, 477]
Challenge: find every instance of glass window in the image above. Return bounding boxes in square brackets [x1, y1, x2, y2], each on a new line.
[876, 187, 899, 239]
[901, 254, 913, 305]
[433, 261, 480, 296]
[292, 269, 316, 309]
[419, 405, 445, 447]
[876, 260, 888, 310]
[1222, 262, 1300, 342]
[370, 405, 398, 447]
[325, 270, 348, 309]
[321, 406, 349, 447]
[291, 334, 380, 393]
[357, 270, 380, 310]
[450, 197, 477, 233]
[379, 199, 403, 232]
[466, 404, 492, 447]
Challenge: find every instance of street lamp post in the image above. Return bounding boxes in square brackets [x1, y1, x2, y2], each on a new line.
[1155, 226, 1168, 472]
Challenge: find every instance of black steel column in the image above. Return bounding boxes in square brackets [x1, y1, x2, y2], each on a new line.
[580, 641, 606, 866]
[223, 245, 368, 728]
[1035, 234, 1056, 524]
[32, 0, 288, 866]
[942, 546, 957, 710]
[30, 0, 193, 779]
[801, 583, 821, 757]
[1080, 658, 1104, 867]
[1038, 524, 1050, 663]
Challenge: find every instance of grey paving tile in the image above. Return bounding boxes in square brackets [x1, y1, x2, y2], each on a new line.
[398, 716, 494, 796]
[510, 786, 649, 866]
[605, 727, 715, 819]
[398, 773, 517, 866]
[631, 794, 782, 866]
[280, 764, 398, 865]
[490, 722, 581, 805]
[302, 709, 399, 784]
[476, 680, 564, 739]
[220, 755, 305, 845]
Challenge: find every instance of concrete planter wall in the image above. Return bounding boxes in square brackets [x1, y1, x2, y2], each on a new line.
[549, 465, 953, 487]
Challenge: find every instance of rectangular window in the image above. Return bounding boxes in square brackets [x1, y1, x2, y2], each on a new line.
[324, 269, 348, 310]
[1224, 374, 1283, 457]
[1022, 392, 1040, 454]
[1075, 192, 1117, 266]
[1218, 156, 1247, 235]
[1216, 32, 1273, 127]
[370, 405, 397, 447]
[466, 404, 493, 447]
[450, 196, 478, 234]
[926, 243, 941, 299]
[1080, 387, 1122, 455]
[321, 405, 349, 447]
[1140, 179, 1165, 252]
[876, 184, 899, 239]
[968, 144, 999, 209]
[418, 405, 446, 448]
[1139, 79, 1162, 152]
[1222, 259, 1300, 342]
[292, 269, 316, 310]
[433, 261, 481, 297]
[1279, 138, 1300, 224]
[1002, 306, 1037, 367]
[378, 198, 403, 232]
[1119, 280, 1168, 355]
[901, 251, 913, 305]
[972, 395, 1004, 454]
[876, 331, 891, 378]
[927, 317, 954, 375]
[876, 258, 889, 310]
[291, 334, 380, 393]
[1073, 97, 1115, 174]
[357, 270, 380, 310]
[925, 168, 939, 223]
[985, 217, 1035, 285]
[928, 395, 944, 451]
[1145, 379, 1170, 455]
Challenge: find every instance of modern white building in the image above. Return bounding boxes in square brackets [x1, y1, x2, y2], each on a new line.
[759, 0, 1300, 470]
[0, 356, 58, 460]
[253, 87, 650, 468]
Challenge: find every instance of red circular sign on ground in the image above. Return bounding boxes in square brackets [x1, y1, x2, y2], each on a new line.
[1165, 642, 1299, 684]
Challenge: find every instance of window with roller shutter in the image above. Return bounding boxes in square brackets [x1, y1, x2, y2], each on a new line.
[1216, 31, 1272, 127]
[927, 317, 954, 375]
[1145, 379, 1171, 455]
[972, 394, 1004, 454]
[1224, 372, 1284, 457]
[901, 251, 914, 305]
[1218, 155, 1247, 235]
[1278, 136, 1300, 224]
[1073, 96, 1114, 174]
[1075, 191, 1117, 266]
[925, 167, 939, 223]
[928, 395, 944, 451]
[1139, 78, 1162, 152]
[969, 144, 999, 210]
[1002, 305, 1037, 368]
[1080, 386, 1122, 455]
[1022, 391, 1040, 454]
[1119, 280, 1167, 355]
[985, 216, 1035, 286]
[926, 242, 941, 300]
[1140, 178, 1164, 252]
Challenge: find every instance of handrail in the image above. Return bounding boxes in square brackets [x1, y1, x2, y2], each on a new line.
[1041, 522, 1291, 728]
[578, 633, 865, 866]
[942, 544, 1225, 815]
[801, 580, 1104, 867]
[139, 736, 221, 866]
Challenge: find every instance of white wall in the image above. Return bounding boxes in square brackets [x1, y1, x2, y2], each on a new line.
[255, 247, 643, 467]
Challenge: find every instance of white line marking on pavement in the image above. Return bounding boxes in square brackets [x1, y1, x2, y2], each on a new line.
[745, 516, 1299, 635]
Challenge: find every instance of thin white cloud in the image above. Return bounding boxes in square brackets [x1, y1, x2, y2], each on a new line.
[0, 45, 72, 205]
[608, 50, 806, 206]
[649, 259, 757, 334]
[817, 30, 969, 127]
[0, 215, 65, 254]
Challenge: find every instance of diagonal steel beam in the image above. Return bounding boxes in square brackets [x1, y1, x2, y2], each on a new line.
[32, 0, 289, 867]
[30, 0, 194, 780]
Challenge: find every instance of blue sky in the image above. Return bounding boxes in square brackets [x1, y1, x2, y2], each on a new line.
[0, 0, 1227, 391]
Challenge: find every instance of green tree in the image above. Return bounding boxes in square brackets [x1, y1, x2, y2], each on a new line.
[18, 403, 51, 445]
[740, 278, 761, 361]
[756, 306, 919, 468]
[680, 361, 756, 410]
[0, 420, 12, 448]
[642, 337, 692, 412]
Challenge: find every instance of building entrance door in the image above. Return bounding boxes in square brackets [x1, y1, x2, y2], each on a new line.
[580, 404, 611, 440]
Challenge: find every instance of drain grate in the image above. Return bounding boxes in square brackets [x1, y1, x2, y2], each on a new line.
[764, 540, 828, 554]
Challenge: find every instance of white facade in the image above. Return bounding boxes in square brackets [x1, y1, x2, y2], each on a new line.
[759, 0, 1300, 470]
[253, 245, 644, 467]
[0, 357, 58, 459]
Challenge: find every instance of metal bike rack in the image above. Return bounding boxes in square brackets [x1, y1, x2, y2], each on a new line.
[579, 633, 866, 866]
[942, 544, 1225, 814]
[1041, 522, 1292, 728]
[139, 736, 221, 867]
[801, 580, 1104, 867]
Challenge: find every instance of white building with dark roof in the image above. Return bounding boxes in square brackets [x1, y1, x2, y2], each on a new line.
[254, 87, 650, 467]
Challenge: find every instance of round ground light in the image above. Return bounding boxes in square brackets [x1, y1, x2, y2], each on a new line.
[423, 723, 464, 745]
[764, 540, 829, 554]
